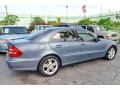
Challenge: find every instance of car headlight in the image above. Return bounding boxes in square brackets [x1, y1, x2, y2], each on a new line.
[0, 39, 10, 44]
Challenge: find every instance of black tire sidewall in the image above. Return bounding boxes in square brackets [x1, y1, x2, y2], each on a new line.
[38, 55, 60, 77]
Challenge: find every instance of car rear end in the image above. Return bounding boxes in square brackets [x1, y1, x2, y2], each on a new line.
[6, 39, 40, 71]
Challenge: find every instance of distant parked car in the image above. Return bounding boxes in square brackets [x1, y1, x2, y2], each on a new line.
[6, 27, 117, 77]
[56, 23, 77, 27]
[80, 25, 119, 42]
[0, 25, 29, 52]
[32, 25, 53, 32]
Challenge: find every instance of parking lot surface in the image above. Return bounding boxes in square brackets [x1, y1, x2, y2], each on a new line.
[0, 45, 120, 85]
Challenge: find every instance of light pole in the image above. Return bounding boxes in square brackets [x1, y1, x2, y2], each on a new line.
[5, 5, 8, 16]
[100, 4, 103, 17]
[43, 5, 47, 24]
[66, 5, 68, 23]
[65, 0, 70, 23]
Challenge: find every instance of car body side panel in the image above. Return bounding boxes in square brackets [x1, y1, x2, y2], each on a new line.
[49, 41, 82, 64]
[79, 41, 106, 60]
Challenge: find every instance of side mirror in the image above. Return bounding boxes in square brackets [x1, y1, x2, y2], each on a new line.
[95, 36, 100, 42]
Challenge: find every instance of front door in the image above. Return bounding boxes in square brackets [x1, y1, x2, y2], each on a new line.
[76, 30, 106, 61]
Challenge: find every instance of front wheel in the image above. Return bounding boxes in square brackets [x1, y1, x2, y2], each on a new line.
[105, 46, 117, 60]
[38, 55, 60, 77]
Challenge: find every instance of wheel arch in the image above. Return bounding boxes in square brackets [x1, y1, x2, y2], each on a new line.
[37, 54, 62, 71]
[106, 44, 118, 54]
[110, 45, 117, 53]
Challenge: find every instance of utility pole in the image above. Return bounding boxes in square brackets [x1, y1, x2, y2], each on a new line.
[65, 0, 70, 23]
[43, 5, 47, 24]
[5, 5, 8, 16]
[100, 5, 103, 17]
[66, 5, 68, 23]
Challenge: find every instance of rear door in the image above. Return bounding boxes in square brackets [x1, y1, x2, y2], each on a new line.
[49, 29, 81, 65]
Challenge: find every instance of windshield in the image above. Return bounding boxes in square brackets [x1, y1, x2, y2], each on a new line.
[96, 26, 106, 31]
[1, 27, 27, 34]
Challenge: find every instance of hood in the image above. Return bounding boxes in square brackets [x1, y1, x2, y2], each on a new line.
[0, 34, 29, 40]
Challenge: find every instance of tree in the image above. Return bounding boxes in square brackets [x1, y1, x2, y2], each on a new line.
[78, 18, 97, 25]
[47, 21, 58, 26]
[56, 17, 61, 25]
[31, 17, 45, 25]
[0, 20, 6, 25]
[97, 18, 113, 30]
[4, 15, 19, 25]
[47, 17, 61, 26]
[28, 17, 45, 32]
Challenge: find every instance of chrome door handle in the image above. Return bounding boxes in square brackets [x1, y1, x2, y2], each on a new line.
[56, 45, 62, 48]
[82, 43, 85, 45]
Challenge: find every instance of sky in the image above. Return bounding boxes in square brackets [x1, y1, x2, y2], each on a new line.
[0, 0, 120, 17]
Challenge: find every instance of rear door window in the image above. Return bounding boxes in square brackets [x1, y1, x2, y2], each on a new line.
[87, 26, 94, 32]
[51, 30, 78, 42]
[81, 26, 86, 29]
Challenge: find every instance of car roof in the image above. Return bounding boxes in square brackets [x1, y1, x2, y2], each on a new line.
[46, 26, 87, 33]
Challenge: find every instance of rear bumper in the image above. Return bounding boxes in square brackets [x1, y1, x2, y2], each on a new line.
[6, 56, 39, 71]
[0, 43, 8, 52]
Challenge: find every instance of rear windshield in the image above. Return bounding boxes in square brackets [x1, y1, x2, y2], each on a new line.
[56, 25, 69, 27]
[26, 28, 53, 40]
[1, 27, 27, 34]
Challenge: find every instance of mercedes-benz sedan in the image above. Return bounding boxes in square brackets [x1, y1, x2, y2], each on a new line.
[6, 27, 117, 77]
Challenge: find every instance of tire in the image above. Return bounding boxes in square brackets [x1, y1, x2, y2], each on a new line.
[105, 46, 117, 60]
[38, 55, 60, 77]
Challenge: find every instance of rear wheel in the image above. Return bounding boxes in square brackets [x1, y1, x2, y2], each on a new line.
[38, 55, 60, 77]
[105, 46, 117, 60]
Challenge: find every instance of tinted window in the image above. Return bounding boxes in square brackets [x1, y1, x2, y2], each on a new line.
[26, 28, 53, 40]
[56, 25, 69, 27]
[81, 26, 86, 29]
[78, 32, 95, 42]
[39, 26, 45, 30]
[51, 30, 78, 42]
[87, 26, 94, 32]
[1, 27, 27, 34]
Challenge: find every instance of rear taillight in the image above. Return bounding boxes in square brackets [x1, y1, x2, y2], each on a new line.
[8, 44, 22, 57]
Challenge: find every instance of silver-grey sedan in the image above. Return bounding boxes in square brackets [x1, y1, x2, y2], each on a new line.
[6, 27, 118, 77]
